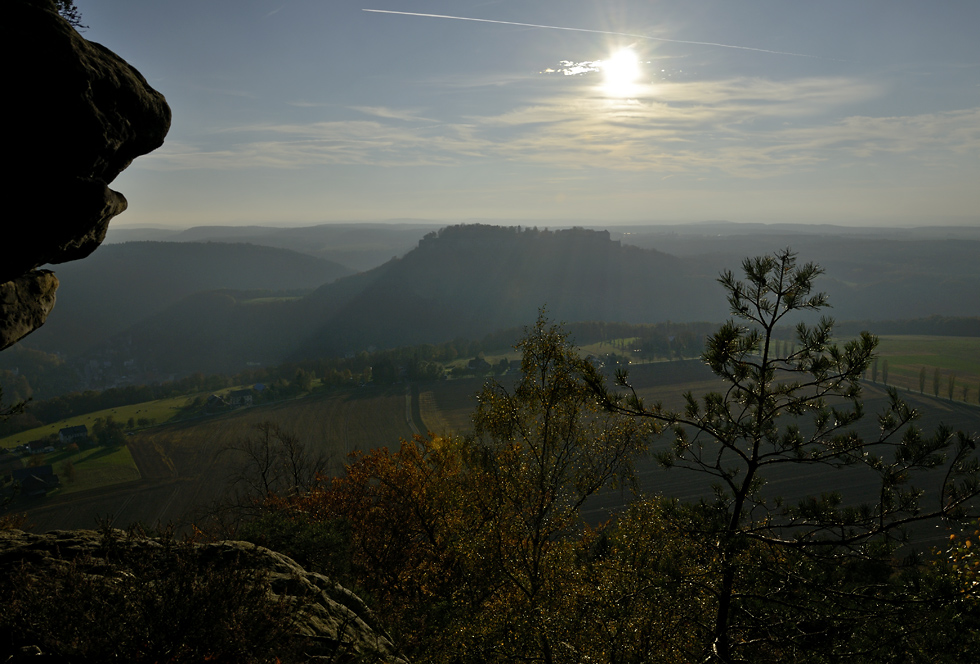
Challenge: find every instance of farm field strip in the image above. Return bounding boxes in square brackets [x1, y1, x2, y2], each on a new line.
[868, 335, 980, 402]
[419, 378, 482, 435]
[10, 387, 419, 532]
[8, 338, 977, 535]
[45, 445, 140, 496]
[0, 396, 197, 449]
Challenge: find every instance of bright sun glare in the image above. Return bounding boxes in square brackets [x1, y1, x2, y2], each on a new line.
[601, 48, 642, 96]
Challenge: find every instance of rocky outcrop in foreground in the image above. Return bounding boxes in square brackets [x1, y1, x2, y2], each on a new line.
[0, 529, 406, 663]
[2, 0, 171, 349]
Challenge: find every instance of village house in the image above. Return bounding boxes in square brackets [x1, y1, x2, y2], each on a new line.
[58, 424, 89, 445]
[10, 465, 61, 498]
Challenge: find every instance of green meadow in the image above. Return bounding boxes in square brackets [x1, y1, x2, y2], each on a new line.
[43, 444, 141, 495]
[0, 396, 192, 449]
[869, 335, 980, 402]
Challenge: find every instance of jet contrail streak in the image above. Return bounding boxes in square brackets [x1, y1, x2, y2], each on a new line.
[363, 9, 833, 60]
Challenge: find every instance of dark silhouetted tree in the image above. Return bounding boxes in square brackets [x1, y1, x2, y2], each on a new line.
[53, 0, 85, 28]
[293, 368, 314, 392]
[587, 248, 980, 663]
[214, 422, 331, 530]
[91, 416, 126, 448]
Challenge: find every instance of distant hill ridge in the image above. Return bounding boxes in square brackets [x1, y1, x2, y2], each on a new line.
[26, 241, 354, 356]
[291, 224, 706, 362]
[53, 224, 709, 375]
[17, 222, 980, 380]
[107, 222, 443, 272]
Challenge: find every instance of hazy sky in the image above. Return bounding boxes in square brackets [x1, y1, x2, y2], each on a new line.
[79, 0, 979, 227]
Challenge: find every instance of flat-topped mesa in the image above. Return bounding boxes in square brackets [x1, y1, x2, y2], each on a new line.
[418, 223, 618, 250]
[1, 0, 171, 350]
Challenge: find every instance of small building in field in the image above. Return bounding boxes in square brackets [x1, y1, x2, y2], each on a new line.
[11, 465, 60, 497]
[26, 439, 47, 455]
[228, 389, 253, 407]
[59, 425, 89, 445]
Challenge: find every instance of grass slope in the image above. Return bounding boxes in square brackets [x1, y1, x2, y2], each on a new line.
[11, 386, 418, 532]
[0, 396, 195, 449]
[46, 445, 140, 495]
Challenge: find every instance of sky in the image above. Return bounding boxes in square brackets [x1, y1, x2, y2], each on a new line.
[77, 0, 980, 228]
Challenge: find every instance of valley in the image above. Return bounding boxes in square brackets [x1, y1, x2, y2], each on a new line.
[8, 352, 978, 550]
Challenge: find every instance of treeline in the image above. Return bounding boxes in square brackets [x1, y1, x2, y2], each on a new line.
[835, 315, 980, 337]
[480, 320, 718, 361]
[0, 335, 491, 436]
[1, 373, 234, 436]
[1, 320, 719, 437]
[10, 313, 970, 438]
[0, 346, 76, 403]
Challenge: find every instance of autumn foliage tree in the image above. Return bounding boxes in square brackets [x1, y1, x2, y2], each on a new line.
[284, 434, 474, 656]
[273, 315, 650, 663]
[460, 314, 650, 662]
[931, 521, 980, 657]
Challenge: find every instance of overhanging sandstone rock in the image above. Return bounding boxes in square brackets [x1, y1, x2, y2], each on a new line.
[2, 0, 171, 349]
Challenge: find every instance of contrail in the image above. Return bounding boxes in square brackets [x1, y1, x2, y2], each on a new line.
[363, 9, 834, 60]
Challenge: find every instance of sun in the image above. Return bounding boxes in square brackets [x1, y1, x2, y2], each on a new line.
[601, 48, 642, 96]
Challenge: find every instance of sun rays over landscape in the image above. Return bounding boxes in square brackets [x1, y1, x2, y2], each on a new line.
[3, 2, 979, 662]
[81, 0, 978, 226]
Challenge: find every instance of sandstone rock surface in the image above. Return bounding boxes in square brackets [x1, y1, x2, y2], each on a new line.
[0, 528, 407, 663]
[2, 0, 171, 349]
[0, 273, 59, 353]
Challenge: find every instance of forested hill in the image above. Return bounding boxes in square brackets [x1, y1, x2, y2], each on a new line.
[19, 224, 980, 379]
[611, 225, 980, 325]
[55, 226, 716, 376]
[26, 241, 353, 356]
[107, 222, 441, 272]
[291, 225, 714, 359]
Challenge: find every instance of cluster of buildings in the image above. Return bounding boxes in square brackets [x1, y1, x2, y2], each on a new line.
[1, 425, 90, 499]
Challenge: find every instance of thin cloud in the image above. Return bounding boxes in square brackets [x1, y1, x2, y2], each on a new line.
[286, 100, 335, 108]
[350, 106, 438, 122]
[139, 77, 977, 178]
[542, 60, 602, 76]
